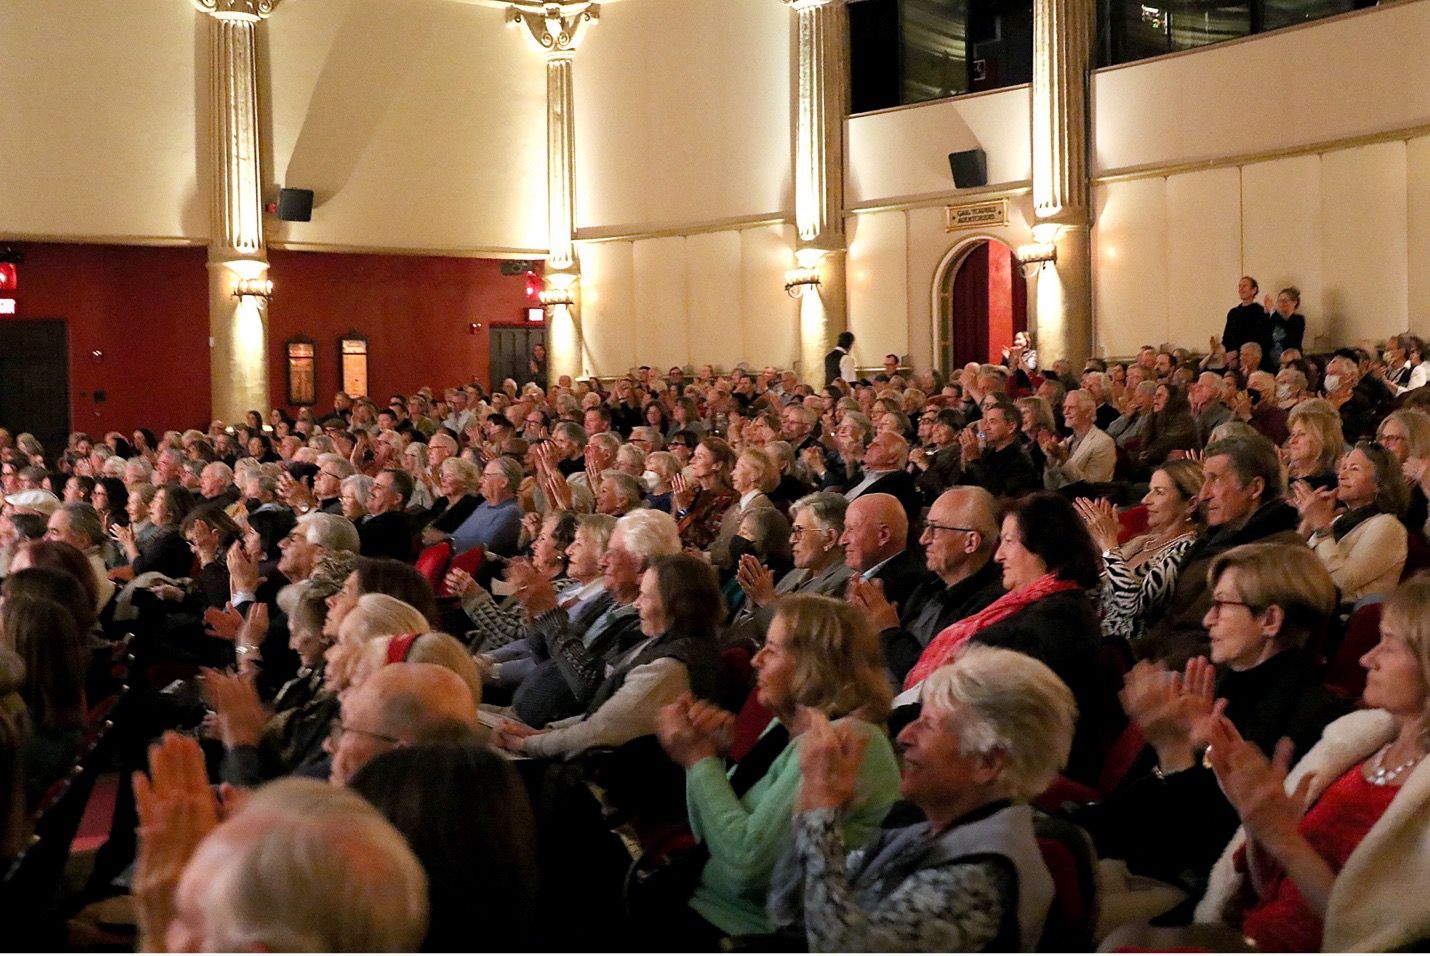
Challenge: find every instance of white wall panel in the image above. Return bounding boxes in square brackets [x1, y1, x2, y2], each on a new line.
[578, 240, 637, 375]
[1241, 156, 1323, 346]
[1320, 142, 1409, 346]
[846, 212, 911, 361]
[1164, 167, 1243, 347]
[574, 0, 793, 231]
[1409, 136, 1430, 330]
[846, 88, 1032, 205]
[740, 225, 802, 372]
[1093, 179, 1169, 355]
[632, 237, 690, 372]
[0, 0, 204, 241]
[1093, 1, 1430, 174]
[685, 232, 745, 373]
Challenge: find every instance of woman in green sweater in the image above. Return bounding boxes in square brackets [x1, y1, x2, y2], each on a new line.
[654, 593, 900, 943]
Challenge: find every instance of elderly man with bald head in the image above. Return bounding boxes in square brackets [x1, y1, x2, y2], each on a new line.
[328, 662, 479, 786]
[849, 486, 1007, 684]
[844, 432, 921, 533]
[838, 493, 931, 612]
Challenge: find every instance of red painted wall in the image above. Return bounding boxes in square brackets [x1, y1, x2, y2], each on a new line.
[266, 250, 539, 415]
[0, 242, 538, 437]
[987, 241, 1015, 361]
[0, 242, 212, 436]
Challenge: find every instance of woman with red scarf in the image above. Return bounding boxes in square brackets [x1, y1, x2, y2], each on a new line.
[897, 491, 1119, 785]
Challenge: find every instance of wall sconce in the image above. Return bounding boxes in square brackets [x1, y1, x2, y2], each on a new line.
[784, 266, 822, 299]
[233, 277, 274, 299]
[1015, 241, 1057, 279]
[538, 288, 575, 308]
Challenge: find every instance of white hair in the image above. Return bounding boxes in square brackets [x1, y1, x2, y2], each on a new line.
[922, 645, 1078, 800]
[612, 509, 681, 561]
[298, 512, 360, 554]
[181, 778, 428, 952]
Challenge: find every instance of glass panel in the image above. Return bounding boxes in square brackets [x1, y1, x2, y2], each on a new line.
[285, 338, 316, 406]
[1101, 0, 1361, 66]
[340, 337, 368, 399]
[1262, 0, 1353, 30]
[900, 0, 970, 102]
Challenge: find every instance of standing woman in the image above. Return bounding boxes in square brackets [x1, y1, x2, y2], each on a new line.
[1293, 441, 1408, 603]
[1265, 285, 1306, 368]
[1077, 459, 1203, 647]
[654, 594, 899, 943]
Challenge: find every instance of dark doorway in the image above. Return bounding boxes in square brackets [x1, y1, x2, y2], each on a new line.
[489, 327, 546, 392]
[939, 239, 1027, 371]
[0, 319, 70, 452]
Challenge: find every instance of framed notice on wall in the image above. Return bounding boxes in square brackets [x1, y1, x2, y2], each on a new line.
[340, 333, 369, 399]
[285, 337, 316, 406]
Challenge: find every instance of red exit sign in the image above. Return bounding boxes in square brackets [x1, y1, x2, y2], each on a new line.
[0, 264, 16, 292]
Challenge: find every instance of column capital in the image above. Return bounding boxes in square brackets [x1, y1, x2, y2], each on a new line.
[191, 0, 280, 22]
[506, 2, 600, 55]
[782, 0, 843, 10]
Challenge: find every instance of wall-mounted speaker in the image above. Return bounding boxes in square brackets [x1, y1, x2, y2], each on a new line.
[948, 149, 988, 189]
[277, 188, 314, 222]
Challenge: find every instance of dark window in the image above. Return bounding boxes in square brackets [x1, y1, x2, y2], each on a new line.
[1098, 0, 1359, 66]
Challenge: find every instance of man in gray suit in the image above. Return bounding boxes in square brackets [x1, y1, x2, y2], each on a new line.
[728, 491, 853, 645]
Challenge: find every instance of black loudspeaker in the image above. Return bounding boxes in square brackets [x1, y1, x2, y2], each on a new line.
[277, 188, 314, 222]
[948, 149, 988, 189]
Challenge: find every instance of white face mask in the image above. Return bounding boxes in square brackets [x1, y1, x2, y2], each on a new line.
[1324, 374, 1342, 392]
[1277, 384, 1293, 400]
[641, 470, 660, 488]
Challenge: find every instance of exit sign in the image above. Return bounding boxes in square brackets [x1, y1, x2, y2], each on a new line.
[0, 299, 15, 315]
[0, 264, 15, 292]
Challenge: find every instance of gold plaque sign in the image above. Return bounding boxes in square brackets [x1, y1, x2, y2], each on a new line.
[945, 199, 1009, 231]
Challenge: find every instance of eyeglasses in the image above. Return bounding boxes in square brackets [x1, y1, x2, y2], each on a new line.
[1208, 598, 1256, 616]
[329, 719, 401, 746]
[668, 441, 689, 449]
[922, 522, 978, 536]
[789, 526, 832, 540]
[319, 469, 345, 481]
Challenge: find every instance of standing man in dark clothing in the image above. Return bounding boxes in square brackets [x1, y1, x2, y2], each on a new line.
[958, 402, 1040, 499]
[1219, 275, 1270, 356]
[823, 331, 856, 386]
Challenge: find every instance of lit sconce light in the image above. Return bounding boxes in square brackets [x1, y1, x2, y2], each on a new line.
[1015, 241, 1057, 279]
[538, 288, 575, 308]
[233, 277, 274, 300]
[784, 266, 822, 299]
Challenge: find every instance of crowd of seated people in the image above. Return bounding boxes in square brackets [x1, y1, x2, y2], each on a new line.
[2, 288, 1430, 951]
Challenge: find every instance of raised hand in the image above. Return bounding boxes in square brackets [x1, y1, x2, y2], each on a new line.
[1120, 657, 1222, 772]
[735, 553, 777, 607]
[796, 709, 870, 813]
[199, 668, 270, 749]
[1205, 718, 1312, 857]
[203, 603, 244, 641]
[1074, 497, 1120, 552]
[111, 523, 140, 561]
[958, 427, 981, 462]
[846, 577, 900, 633]
[670, 473, 697, 512]
[227, 540, 262, 597]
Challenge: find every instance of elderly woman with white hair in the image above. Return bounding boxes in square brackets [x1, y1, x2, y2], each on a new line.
[771, 645, 1077, 952]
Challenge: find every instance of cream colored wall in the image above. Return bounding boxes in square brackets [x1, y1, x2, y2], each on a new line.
[266, 0, 547, 255]
[0, 0, 206, 243]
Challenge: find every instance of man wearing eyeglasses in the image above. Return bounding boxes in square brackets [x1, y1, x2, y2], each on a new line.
[848, 487, 1005, 684]
[328, 662, 479, 786]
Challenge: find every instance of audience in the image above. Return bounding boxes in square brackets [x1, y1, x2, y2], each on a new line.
[6, 331, 1430, 952]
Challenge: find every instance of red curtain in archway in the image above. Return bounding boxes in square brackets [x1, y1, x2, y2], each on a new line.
[950, 240, 1027, 369]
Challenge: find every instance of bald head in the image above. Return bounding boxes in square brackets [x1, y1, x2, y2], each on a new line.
[922, 487, 999, 581]
[330, 663, 478, 786]
[840, 493, 908, 572]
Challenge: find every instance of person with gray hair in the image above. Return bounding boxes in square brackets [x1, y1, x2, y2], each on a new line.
[134, 740, 429, 952]
[338, 473, 373, 521]
[596, 469, 644, 517]
[274, 512, 361, 584]
[45, 502, 115, 612]
[1040, 388, 1116, 490]
[446, 456, 523, 557]
[775, 644, 1075, 951]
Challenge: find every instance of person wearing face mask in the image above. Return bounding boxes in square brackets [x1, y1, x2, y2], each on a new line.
[1228, 370, 1290, 446]
[722, 507, 792, 615]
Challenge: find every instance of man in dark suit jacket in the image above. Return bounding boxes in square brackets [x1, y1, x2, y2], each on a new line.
[358, 467, 417, 562]
[845, 432, 923, 535]
[838, 493, 932, 612]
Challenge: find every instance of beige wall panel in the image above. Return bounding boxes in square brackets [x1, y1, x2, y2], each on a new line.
[1092, 179, 1169, 356]
[846, 88, 1032, 205]
[574, 0, 793, 231]
[632, 237, 691, 372]
[1093, 1, 1430, 174]
[578, 240, 637, 375]
[740, 225, 802, 372]
[1241, 156, 1323, 345]
[1320, 142, 1409, 346]
[267, 0, 548, 254]
[901, 198, 1035, 372]
[846, 212, 911, 362]
[0, 0, 204, 241]
[1409, 136, 1430, 329]
[1164, 167, 1243, 347]
[684, 231, 745, 373]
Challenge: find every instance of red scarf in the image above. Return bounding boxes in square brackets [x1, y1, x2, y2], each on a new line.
[903, 573, 1078, 690]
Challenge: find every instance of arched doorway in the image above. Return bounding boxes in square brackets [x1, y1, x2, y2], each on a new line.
[935, 238, 1028, 372]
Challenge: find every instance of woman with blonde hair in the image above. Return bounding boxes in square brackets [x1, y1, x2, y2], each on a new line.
[419, 456, 481, 547]
[1076, 458, 1203, 646]
[352, 632, 482, 706]
[1285, 399, 1344, 488]
[323, 594, 430, 695]
[652, 593, 900, 942]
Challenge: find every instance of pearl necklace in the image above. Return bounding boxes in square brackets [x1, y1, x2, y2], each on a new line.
[1368, 743, 1426, 786]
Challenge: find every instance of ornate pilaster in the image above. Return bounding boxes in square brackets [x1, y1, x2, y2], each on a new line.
[508, 2, 598, 383]
[785, 0, 848, 385]
[194, 0, 279, 420]
[1029, 0, 1094, 363]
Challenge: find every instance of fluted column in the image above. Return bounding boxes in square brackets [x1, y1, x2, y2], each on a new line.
[1030, 0, 1094, 364]
[785, 0, 848, 386]
[193, 0, 279, 420]
[508, 2, 598, 383]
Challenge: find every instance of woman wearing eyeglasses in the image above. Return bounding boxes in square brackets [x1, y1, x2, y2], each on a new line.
[1293, 441, 1408, 604]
